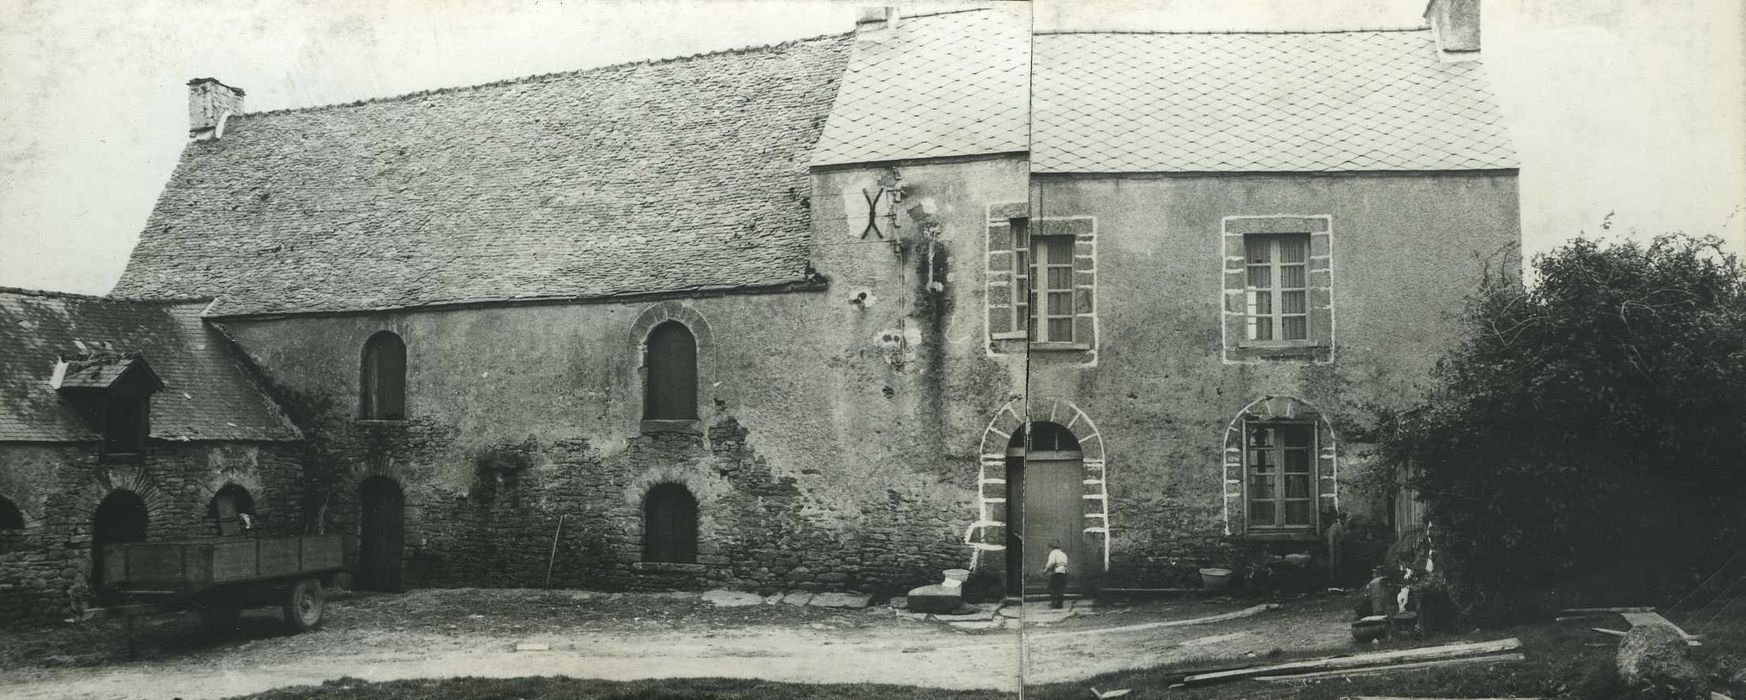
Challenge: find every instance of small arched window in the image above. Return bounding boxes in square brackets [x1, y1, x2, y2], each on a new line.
[360, 331, 407, 420]
[206, 484, 256, 536]
[643, 484, 698, 564]
[643, 322, 697, 421]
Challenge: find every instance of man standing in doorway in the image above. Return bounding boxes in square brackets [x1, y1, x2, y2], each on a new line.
[1044, 541, 1069, 609]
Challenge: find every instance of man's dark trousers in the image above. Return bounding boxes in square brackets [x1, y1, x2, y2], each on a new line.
[1049, 572, 1067, 609]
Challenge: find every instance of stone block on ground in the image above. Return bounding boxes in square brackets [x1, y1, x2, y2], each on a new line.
[780, 592, 815, 606]
[808, 592, 872, 609]
[887, 596, 908, 609]
[701, 589, 763, 608]
[906, 584, 961, 614]
[1617, 618, 1707, 700]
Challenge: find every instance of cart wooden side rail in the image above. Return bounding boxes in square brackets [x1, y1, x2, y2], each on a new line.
[96, 534, 344, 633]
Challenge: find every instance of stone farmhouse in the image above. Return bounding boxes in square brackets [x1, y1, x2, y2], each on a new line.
[0, 0, 1517, 621]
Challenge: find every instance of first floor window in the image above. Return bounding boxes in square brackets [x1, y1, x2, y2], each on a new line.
[1245, 422, 1315, 529]
[1244, 233, 1309, 342]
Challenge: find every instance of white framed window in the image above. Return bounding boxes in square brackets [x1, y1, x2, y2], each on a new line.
[1244, 233, 1310, 343]
[1244, 422, 1316, 530]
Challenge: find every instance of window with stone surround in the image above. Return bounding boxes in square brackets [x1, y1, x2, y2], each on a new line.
[988, 209, 1096, 352]
[102, 393, 150, 458]
[0, 496, 21, 552]
[643, 484, 698, 564]
[643, 321, 698, 421]
[1223, 217, 1333, 362]
[360, 331, 407, 420]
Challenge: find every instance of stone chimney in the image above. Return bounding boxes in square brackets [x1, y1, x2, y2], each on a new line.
[1424, 0, 1481, 59]
[855, 7, 900, 43]
[187, 78, 245, 140]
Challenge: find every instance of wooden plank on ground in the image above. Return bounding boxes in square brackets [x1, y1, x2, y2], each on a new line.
[1560, 606, 1654, 614]
[1256, 652, 1525, 682]
[1620, 611, 1703, 646]
[1182, 638, 1523, 686]
[1592, 627, 1627, 637]
[1028, 603, 1277, 640]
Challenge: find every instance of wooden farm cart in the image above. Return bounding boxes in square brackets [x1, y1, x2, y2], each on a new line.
[97, 534, 344, 632]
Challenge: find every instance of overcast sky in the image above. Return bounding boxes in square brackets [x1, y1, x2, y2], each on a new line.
[1, 0, 1741, 294]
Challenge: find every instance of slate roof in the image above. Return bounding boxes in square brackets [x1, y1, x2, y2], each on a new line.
[810, 7, 1030, 166]
[0, 288, 301, 442]
[1031, 28, 1517, 173]
[114, 34, 854, 316]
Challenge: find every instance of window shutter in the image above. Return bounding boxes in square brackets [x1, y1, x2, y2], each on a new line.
[644, 322, 699, 420]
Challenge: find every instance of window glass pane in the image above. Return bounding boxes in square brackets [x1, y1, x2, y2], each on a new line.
[1280, 238, 1307, 263]
[1281, 425, 1312, 447]
[1283, 449, 1310, 472]
[1014, 219, 1029, 247]
[1285, 474, 1311, 498]
[1247, 266, 1271, 289]
[1249, 450, 1273, 471]
[1047, 291, 1072, 315]
[1046, 236, 1074, 264]
[1248, 476, 1275, 499]
[1250, 501, 1276, 526]
[1249, 427, 1274, 447]
[1284, 501, 1312, 526]
[1282, 316, 1306, 340]
[1246, 238, 1270, 263]
[1047, 318, 1074, 341]
[1047, 267, 1073, 289]
[1281, 266, 1305, 289]
[1281, 290, 1305, 314]
[1253, 317, 1274, 341]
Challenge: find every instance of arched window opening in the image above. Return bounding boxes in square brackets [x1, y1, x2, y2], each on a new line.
[92, 490, 148, 586]
[206, 484, 256, 536]
[643, 484, 698, 564]
[360, 331, 407, 420]
[643, 322, 698, 421]
[0, 497, 23, 530]
[1008, 422, 1082, 455]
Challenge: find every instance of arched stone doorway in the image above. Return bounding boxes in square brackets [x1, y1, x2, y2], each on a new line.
[968, 398, 1110, 595]
[91, 490, 148, 588]
[358, 476, 405, 591]
[1007, 422, 1086, 595]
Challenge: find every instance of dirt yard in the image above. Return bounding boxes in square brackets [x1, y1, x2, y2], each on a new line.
[0, 589, 1352, 699]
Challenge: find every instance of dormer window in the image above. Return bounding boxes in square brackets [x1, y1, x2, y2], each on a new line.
[52, 352, 163, 462]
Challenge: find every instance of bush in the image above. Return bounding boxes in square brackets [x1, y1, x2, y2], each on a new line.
[1377, 235, 1746, 624]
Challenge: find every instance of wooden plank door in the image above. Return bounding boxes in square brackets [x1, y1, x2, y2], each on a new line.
[359, 477, 404, 592]
[1021, 458, 1085, 593]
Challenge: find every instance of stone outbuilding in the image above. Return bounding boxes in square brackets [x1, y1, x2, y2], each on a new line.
[0, 288, 303, 624]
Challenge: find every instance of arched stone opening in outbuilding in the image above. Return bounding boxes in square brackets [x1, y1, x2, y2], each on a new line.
[643, 322, 698, 421]
[91, 490, 148, 588]
[360, 331, 407, 420]
[206, 484, 257, 536]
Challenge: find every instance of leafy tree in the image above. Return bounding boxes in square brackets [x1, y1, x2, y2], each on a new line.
[1379, 234, 1746, 622]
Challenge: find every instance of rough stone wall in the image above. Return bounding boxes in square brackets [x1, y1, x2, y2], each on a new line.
[0, 440, 303, 625]
[1028, 172, 1520, 587]
[214, 154, 1032, 596]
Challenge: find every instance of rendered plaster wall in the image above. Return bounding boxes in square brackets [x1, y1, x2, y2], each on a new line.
[0, 441, 303, 625]
[215, 154, 1032, 595]
[1027, 171, 1520, 586]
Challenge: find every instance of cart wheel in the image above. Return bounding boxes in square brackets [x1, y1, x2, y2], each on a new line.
[199, 603, 240, 634]
[282, 578, 325, 632]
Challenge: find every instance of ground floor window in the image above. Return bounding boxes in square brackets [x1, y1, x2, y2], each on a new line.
[1245, 422, 1315, 530]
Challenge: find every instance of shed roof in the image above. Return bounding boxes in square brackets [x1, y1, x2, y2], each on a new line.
[0, 288, 301, 442]
[113, 34, 854, 317]
[1031, 28, 1518, 173]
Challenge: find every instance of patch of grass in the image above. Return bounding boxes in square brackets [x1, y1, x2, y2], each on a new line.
[234, 675, 1008, 699]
